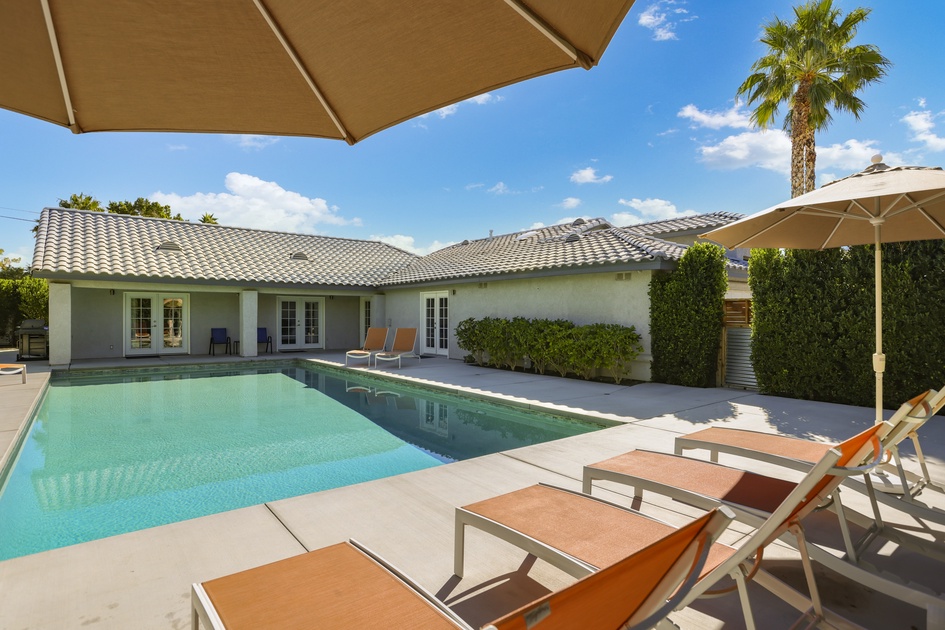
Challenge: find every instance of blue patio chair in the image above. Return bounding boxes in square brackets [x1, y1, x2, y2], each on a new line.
[209, 328, 231, 355]
[257, 327, 273, 354]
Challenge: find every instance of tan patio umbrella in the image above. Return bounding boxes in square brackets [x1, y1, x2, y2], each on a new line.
[701, 156, 945, 423]
[0, 0, 635, 144]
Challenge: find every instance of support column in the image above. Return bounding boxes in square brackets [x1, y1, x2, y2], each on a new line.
[239, 290, 258, 357]
[48, 282, 72, 366]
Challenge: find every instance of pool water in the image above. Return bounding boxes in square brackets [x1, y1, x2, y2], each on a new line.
[0, 363, 600, 560]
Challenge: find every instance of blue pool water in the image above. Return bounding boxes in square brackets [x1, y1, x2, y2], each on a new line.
[0, 363, 600, 560]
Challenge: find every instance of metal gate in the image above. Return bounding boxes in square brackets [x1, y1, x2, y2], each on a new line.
[722, 300, 757, 389]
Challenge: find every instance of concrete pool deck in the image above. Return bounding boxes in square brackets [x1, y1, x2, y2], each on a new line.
[1, 349, 944, 629]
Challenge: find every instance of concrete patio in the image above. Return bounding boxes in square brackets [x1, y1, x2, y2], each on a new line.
[1, 349, 944, 629]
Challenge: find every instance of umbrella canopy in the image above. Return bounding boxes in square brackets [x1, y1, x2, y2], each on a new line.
[0, 0, 635, 144]
[702, 156, 945, 422]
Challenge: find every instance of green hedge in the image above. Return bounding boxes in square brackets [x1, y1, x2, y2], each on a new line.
[649, 243, 728, 387]
[749, 241, 945, 407]
[0, 276, 48, 344]
[455, 317, 643, 384]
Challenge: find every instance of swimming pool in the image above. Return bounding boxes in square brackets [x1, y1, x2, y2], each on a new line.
[0, 362, 601, 560]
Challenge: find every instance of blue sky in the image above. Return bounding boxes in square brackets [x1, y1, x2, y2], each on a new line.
[3, 0, 945, 265]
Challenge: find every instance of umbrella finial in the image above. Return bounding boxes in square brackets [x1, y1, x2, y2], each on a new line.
[871, 154, 883, 165]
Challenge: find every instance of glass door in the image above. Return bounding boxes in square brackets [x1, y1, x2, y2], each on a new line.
[420, 291, 449, 356]
[125, 293, 189, 355]
[127, 295, 154, 355]
[278, 297, 325, 350]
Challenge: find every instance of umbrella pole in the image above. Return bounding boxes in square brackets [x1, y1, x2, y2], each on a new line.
[872, 219, 885, 424]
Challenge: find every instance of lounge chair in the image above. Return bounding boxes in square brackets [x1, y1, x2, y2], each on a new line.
[374, 327, 419, 368]
[208, 328, 230, 356]
[0, 363, 26, 384]
[460, 426, 882, 629]
[582, 422, 945, 627]
[675, 388, 945, 498]
[192, 509, 732, 630]
[675, 389, 945, 559]
[256, 328, 272, 354]
[345, 327, 388, 366]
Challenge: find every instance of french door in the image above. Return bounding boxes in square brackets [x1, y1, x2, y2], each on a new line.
[278, 297, 325, 350]
[124, 293, 189, 356]
[420, 291, 449, 356]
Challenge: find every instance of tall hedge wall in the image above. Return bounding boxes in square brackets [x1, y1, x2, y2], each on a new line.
[749, 241, 945, 407]
[649, 243, 728, 387]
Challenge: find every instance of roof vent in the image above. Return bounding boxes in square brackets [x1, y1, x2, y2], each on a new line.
[565, 233, 582, 243]
[290, 252, 309, 261]
[156, 241, 182, 252]
[570, 218, 586, 227]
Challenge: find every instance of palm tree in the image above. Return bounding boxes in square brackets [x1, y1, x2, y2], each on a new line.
[737, 0, 890, 198]
[199, 213, 219, 225]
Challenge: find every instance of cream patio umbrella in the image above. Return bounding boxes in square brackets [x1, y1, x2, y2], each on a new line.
[0, 0, 635, 144]
[702, 156, 945, 423]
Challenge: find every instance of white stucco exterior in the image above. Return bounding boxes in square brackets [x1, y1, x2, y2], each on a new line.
[383, 269, 656, 381]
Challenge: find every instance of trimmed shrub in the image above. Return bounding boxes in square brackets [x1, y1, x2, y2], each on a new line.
[649, 243, 728, 387]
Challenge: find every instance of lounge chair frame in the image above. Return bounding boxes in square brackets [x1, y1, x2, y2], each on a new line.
[374, 327, 420, 368]
[455, 484, 798, 629]
[193, 512, 733, 630]
[584, 426, 945, 628]
[675, 389, 945, 561]
[0, 363, 26, 384]
[345, 327, 389, 366]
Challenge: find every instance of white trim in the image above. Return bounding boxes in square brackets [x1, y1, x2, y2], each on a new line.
[123, 292, 190, 356]
[276, 296, 326, 350]
[420, 291, 449, 356]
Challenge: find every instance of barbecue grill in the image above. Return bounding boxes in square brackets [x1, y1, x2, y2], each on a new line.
[15, 319, 48, 360]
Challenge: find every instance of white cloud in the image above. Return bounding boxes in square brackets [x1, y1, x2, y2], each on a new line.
[488, 182, 511, 194]
[559, 197, 582, 209]
[638, 1, 696, 41]
[698, 129, 792, 174]
[678, 102, 751, 130]
[167, 144, 188, 151]
[465, 183, 485, 191]
[371, 234, 454, 256]
[615, 198, 697, 223]
[152, 173, 360, 233]
[425, 92, 504, 120]
[902, 109, 945, 152]
[817, 139, 901, 172]
[233, 135, 280, 150]
[570, 167, 613, 184]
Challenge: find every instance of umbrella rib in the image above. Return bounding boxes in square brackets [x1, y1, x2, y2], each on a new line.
[40, 0, 77, 132]
[727, 209, 799, 248]
[252, 0, 352, 143]
[502, 0, 594, 69]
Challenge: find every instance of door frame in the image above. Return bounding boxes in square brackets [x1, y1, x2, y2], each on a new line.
[420, 291, 449, 356]
[123, 292, 190, 356]
[276, 296, 326, 351]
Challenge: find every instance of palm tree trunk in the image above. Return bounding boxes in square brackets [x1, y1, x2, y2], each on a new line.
[790, 82, 814, 198]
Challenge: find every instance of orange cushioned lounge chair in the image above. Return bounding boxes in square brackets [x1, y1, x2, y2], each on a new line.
[458, 424, 882, 630]
[581, 422, 945, 627]
[345, 327, 389, 366]
[374, 327, 419, 368]
[192, 507, 732, 630]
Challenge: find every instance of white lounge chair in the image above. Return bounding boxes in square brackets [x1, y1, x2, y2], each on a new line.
[0, 363, 26, 384]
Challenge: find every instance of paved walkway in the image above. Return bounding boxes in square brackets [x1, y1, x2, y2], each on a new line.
[0, 350, 943, 629]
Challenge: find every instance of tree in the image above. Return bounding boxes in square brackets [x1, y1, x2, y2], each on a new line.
[106, 197, 182, 220]
[737, 0, 890, 197]
[0, 249, 25, 279]
[199, 213, 219, 224]
[59, 193, 103, 211]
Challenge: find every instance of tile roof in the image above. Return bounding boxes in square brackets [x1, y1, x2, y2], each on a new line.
[378, 218, 692, 285]
[623, 211, 744, 236]
[32, 207, 416, 287]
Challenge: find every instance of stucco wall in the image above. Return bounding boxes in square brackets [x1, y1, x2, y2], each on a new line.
[383, 270, 655, 380]
[71, 288, 124, 359]
[191, 293, 241, 350]
[325, 296, 359, 350]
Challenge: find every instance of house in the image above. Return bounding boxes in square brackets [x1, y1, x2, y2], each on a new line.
[31, 207, 746, 380]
